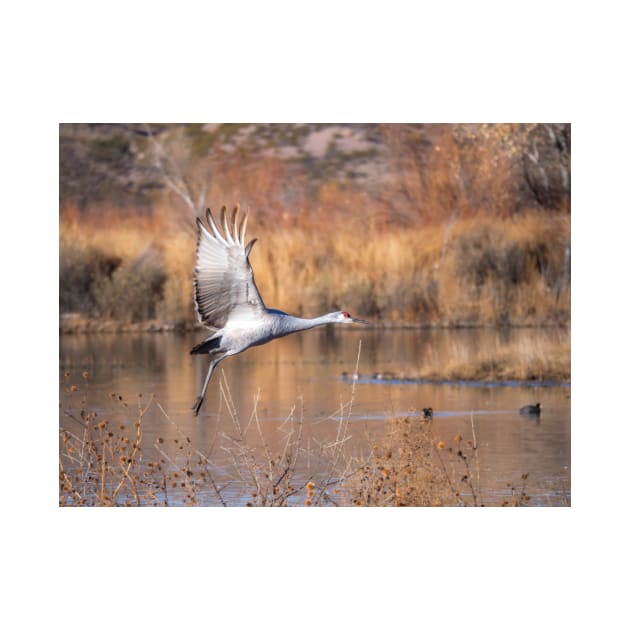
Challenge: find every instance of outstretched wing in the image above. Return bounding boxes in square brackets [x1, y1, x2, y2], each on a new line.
[193, 206, 266, 329]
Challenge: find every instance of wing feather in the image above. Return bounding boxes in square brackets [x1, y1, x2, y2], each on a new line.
[193, 206, 265, 329]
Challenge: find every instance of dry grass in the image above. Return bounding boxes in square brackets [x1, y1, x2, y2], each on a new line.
[414, 330, 571, 383]
[59, 206, 570, 328]
[59, 365, 365, 507]
[346, 414, 532, 507]
[60, 207, 197, 325]
[59, 401, 532, 507]
[60, 366, 535, 507]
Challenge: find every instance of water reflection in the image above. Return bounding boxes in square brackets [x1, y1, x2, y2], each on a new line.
[59, 327, 570, 506]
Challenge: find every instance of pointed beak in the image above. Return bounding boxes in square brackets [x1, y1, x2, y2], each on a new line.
[352, 317, 370, 325]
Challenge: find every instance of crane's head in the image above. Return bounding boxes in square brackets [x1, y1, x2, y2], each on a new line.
[331, 310, 370, 325]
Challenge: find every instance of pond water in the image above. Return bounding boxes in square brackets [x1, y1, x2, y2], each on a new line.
[59, 327, 570, 506]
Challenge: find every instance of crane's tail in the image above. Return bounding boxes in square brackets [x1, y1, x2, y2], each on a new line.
[190, 335, 222, 355]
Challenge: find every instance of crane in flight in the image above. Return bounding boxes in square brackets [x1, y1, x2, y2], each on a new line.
[190, 206, 369, 415]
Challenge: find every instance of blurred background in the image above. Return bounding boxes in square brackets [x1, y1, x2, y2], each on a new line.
[59, 123, 570, 331]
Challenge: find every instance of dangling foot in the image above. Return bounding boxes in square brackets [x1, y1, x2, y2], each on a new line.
[192, 395, 204, 416]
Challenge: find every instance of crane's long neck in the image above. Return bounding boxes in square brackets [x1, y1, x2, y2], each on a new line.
[269, 311, 335, 337]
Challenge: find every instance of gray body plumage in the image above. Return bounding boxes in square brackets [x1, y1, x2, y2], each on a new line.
[190, 207, 367, 415]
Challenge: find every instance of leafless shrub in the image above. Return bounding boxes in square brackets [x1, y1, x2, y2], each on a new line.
[346, 414, 530, 507]
[59, 345, 366, 507]
[59, 377, 533, 507]
[59, 237, 122, 313]
[91, 249, 167, 322]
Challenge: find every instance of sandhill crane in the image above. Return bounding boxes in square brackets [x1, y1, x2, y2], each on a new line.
[190, 206, 368, 415]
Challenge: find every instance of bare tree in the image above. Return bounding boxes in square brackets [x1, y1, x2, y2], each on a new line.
[144, 124, 208, 227]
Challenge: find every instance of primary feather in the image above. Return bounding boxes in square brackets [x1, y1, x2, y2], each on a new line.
[193, 206, 264, 330]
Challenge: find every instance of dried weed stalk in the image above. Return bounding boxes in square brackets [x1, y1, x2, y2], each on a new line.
[60, 351, 532, 507]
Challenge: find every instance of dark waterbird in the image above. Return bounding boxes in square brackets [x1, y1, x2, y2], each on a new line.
[519, 402, 542, 415]
[422, 407, 433, 420]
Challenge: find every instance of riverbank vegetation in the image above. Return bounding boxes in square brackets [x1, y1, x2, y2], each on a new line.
[408, 330, 570, 383]
[60, 123, 570, 331]
[59, 204, 570, 330]
[60, 373, 545, 507]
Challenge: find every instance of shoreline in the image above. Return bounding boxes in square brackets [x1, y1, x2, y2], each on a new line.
[59, 315, 570, 335]
[59, 316, 570, 384]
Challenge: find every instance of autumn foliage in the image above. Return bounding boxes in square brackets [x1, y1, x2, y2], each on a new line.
[59, 123, 570, 328]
